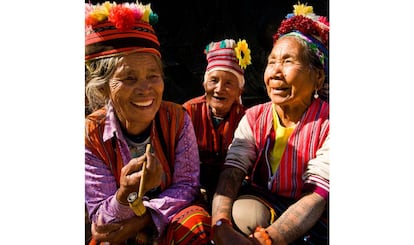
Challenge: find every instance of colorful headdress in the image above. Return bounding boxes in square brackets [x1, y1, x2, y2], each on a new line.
[204, 39, 252, 88]
[85, 1, 160, 61]
[273, 2, 329, 99]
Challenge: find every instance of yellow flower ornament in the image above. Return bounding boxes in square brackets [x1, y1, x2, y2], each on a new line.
[234, 39, 252, 69]
[293, 3, 313, 16]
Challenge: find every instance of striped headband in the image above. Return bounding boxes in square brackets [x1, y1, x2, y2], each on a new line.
[85, 1, 160, 61]
[204, 39, 252, 87]
[282, 31, 328, 73]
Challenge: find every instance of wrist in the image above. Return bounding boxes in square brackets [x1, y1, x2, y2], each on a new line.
[116, 191, 129, 206]
[210, 218, 232, 242]
[128, 191, 147, 216]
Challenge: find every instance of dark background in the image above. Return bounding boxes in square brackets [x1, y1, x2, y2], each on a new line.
[87, 0, 328, 108]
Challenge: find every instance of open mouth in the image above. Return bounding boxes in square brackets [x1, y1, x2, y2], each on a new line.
[273, 87, 288, 91]
[212, 96, 226, 101]
[131, 99, 154, 107]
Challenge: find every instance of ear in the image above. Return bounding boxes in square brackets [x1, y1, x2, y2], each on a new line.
[239, 87, 245, 95]
[99, 84, 110, 97]
[315, 69, 325, 90]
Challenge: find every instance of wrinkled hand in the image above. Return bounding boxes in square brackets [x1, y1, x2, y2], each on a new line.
[91, 221, 121, 244]
[91, 216, 142, 245]
[213, 224, 253, 245]
[117, 149, 163, 204]
[249, 227, 273, 245]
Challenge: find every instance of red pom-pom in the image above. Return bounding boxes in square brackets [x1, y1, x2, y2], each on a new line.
[108, 5, 135, 30]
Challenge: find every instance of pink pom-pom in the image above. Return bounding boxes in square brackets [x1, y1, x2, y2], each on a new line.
[318, 16, 329, 27]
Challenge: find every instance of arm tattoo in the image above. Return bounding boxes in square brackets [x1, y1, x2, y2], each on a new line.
[211, 167, 245, 220]
[270, 193, 326, 243]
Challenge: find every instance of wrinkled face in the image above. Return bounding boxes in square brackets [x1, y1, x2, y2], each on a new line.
[204, 70, 242, 118]
[264, 36, 319, 108]
[109, 52, 164, 134]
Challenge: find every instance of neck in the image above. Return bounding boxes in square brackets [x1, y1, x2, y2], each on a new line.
[121, 119, 152, 136]
[210, 107, 228, 119]
[274, 103, 309, 127]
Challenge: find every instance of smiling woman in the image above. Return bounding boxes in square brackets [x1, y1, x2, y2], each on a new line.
[107, 53, 164, 135]
[182, 38, 251, 210]
[210, 2, 330, 245]
[84, 2, 211, 244]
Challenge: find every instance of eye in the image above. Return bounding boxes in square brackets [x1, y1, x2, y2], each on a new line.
[208, 78, 218, 84]
[147, 73, 161, 80]
[119, 76, 136, 85]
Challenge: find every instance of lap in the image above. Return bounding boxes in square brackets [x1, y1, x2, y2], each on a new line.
[233, 184, 328, 245]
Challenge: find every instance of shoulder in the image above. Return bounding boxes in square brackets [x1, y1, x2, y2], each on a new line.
[85, 107, 107, 133]
[309, 99, 329, 120]
[245, 102, 272, 121]
[160, 101, 185, 113]
[182, 95, 206, 108]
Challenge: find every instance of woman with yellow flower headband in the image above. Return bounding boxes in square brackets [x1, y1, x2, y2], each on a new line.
[211, 2, 329, 245]
[84, 2, 211, 244]
[183, 38, 251, 210]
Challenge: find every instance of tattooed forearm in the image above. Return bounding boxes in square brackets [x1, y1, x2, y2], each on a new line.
[267, 192, 326, 244]
[216, 167, 245, 197]
[211, 167, 245, 221]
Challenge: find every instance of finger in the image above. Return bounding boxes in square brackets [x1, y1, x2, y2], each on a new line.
[95, 222, 122, 234]
[127, 157, 145, 173]
[120, 158, 144, 180]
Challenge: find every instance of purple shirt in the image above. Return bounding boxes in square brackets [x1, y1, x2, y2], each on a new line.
[85, 103, 201, 237]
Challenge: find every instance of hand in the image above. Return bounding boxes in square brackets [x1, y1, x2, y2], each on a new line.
[91, 216, 145, 244]
[142, 149, 163, 193]
[117, 149, 163, 203]
[91, 220, 122, 244]
[213, 223, 253, 245]
[249, 227, 272, 245]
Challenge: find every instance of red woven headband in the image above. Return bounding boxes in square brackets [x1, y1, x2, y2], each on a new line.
[85, 2, 161, 61]
[85, 21, 160, 60]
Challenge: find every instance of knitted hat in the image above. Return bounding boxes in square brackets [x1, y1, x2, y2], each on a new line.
[273, 2, 329, 100]
[85, 1, 160, 61]
[204, 39, 252, 88]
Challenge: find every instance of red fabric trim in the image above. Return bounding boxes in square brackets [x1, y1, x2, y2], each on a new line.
[85, 47, 161, 61]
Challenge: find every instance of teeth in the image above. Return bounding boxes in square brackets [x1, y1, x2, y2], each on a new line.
[132, 100, 153, 107]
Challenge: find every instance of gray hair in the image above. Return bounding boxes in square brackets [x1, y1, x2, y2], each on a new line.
[85, 56, 121, 112]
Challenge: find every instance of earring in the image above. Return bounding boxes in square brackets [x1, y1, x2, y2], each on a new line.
[314, 90, 319, 99]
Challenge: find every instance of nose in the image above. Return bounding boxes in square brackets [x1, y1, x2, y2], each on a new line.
[214, 81, 224, 92]
[133, 79, 151, 94]
[266, 61, 283, 78]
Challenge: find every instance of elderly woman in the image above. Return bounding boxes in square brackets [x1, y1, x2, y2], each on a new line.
[183, 39, 251, 208]
[210, 3, 329, 245]
[84, 2, 210, 244]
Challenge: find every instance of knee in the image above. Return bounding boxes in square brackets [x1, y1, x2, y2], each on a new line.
[232, 195, 273, 235]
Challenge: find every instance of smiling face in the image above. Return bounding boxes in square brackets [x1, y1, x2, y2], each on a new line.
[204, 70, 242, 118]
[108, 52, 164, 135]
[264, 36, 323, 110]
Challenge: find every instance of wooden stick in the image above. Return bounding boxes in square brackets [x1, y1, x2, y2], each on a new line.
[138, 144, 151, 198]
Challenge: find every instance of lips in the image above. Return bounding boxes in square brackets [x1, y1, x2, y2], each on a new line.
[212, 96, 226, 101]
[270, 87, 289, 95]
[131, 99, 154, 107]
